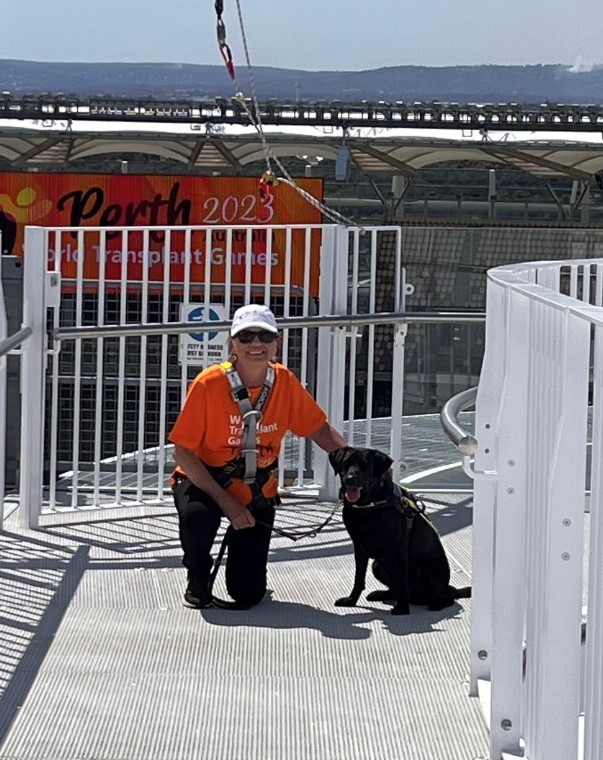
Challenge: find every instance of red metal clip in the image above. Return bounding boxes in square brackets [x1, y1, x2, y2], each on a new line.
[258, 178, 270, 202]
[259, 171, 278, 201]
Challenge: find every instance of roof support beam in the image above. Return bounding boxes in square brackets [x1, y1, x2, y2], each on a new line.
[187, 141, 205, 168]
[570, 179, 591, 213]
[483, 145, 591, 181]
[63, 137, 75, 163]
[544, 181, 568, 221]
[211, 139, 240, 168]
[354, 143, 415, 176]
[14, 137, 65, 164]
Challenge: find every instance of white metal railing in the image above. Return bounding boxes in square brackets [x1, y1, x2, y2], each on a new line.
[0, 308, 33, 530]
[11, 222, 487, 531]
[471, 258, 603, 760]
[17, 224, 413, 526]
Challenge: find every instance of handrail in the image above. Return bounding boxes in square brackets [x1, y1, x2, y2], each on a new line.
[0, 326, 33, 358]
[472, 256, 603, 759]
[52, 310, 486, 341]
[439, 386, 478, 455]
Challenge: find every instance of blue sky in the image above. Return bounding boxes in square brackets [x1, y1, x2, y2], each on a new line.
[3, 0, 602, 70]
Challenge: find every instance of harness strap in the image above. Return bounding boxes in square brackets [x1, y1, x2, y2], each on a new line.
[396, 485, 439, 535]
[205, 459, 278, 500]
[221, 361, 274, 484]
[341, 483, 435, 535]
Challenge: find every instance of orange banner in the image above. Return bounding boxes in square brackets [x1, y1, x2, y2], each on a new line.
[0, 173, 324, 295]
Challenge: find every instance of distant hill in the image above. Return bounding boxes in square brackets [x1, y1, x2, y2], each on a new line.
[0, 60, 602, 105]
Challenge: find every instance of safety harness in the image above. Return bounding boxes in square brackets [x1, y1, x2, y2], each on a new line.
[220, 359, 274, 476]
[211, 360, 340, 534]
[204, 361, 277, 609]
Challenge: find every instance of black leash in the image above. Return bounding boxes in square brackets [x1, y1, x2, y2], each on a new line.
[208, 525, 232, 592]
[208, 525, 251, 610]
[256, 503, 340, 541]
[208, 504, 340, 608]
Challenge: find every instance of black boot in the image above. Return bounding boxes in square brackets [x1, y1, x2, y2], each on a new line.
[183, 573, 212, 609]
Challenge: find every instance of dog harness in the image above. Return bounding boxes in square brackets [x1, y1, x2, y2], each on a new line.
[397, 486, 436, 532]
[343, 483, 439, 535]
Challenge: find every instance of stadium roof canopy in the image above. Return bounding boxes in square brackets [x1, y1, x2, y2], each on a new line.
[0, 118, 603, 182]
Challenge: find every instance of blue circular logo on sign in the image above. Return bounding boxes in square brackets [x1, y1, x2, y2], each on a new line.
[189, 306, 220, 341]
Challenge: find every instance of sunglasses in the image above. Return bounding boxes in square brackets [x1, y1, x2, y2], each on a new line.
[235, 329, 277, 344]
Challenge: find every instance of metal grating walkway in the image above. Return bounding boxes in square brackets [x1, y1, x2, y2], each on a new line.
[0, 493, 488, 760]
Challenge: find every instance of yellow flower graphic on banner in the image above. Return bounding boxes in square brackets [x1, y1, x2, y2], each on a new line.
[0, 187, 53, 222]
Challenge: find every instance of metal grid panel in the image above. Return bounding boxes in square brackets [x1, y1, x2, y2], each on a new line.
[0, 496, 487, 760]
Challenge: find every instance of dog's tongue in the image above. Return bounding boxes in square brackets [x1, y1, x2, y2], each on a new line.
[345, 486, 362, 503]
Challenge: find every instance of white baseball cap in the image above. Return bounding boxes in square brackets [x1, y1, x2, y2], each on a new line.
[230, 304, 278, 336]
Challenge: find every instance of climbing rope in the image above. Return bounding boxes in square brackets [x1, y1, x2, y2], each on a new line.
[215, 0, 358, 227]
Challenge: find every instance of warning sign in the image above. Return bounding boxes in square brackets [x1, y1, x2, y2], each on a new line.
[179, 303, 228, 367]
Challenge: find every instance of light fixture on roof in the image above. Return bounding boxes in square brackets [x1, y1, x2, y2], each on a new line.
[302, 154, 321, 178]
[489, 169, 497, 219]
[335, 144, 350, 181]
[488, 169, 497, 199]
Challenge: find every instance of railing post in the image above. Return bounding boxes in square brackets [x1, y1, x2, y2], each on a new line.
[585, 326, 603, 760]
[0, 273, 6, 531]
[521, 306, 587, 760]
[487, 286, 530, 759]
[389, 250, 406, 481]
[20, 226, 47, 529]
[315, 225, 349, 499]
[471, 279, 507, 698]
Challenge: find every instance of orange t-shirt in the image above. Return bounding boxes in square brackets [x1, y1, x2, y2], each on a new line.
[168, 362, 327, 505]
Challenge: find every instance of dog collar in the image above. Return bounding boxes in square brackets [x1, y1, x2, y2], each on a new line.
[342, 497, 392, 510]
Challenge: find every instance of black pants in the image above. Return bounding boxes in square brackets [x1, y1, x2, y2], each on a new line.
[172, 476, 277, 607]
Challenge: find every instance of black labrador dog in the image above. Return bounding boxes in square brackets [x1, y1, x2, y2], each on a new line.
[329, 446, 471, 615]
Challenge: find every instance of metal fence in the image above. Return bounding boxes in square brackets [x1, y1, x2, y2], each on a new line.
[17, 223, 413, 526]
[7, 222, 487, 530]
[472, 258, 603, 760]
[0, 274, 31, 531]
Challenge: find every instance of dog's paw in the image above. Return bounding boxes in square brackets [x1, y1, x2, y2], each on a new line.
[335, 596, 359, 607]
[366, 589, 396, 603]
[391, 604, 411, 616]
